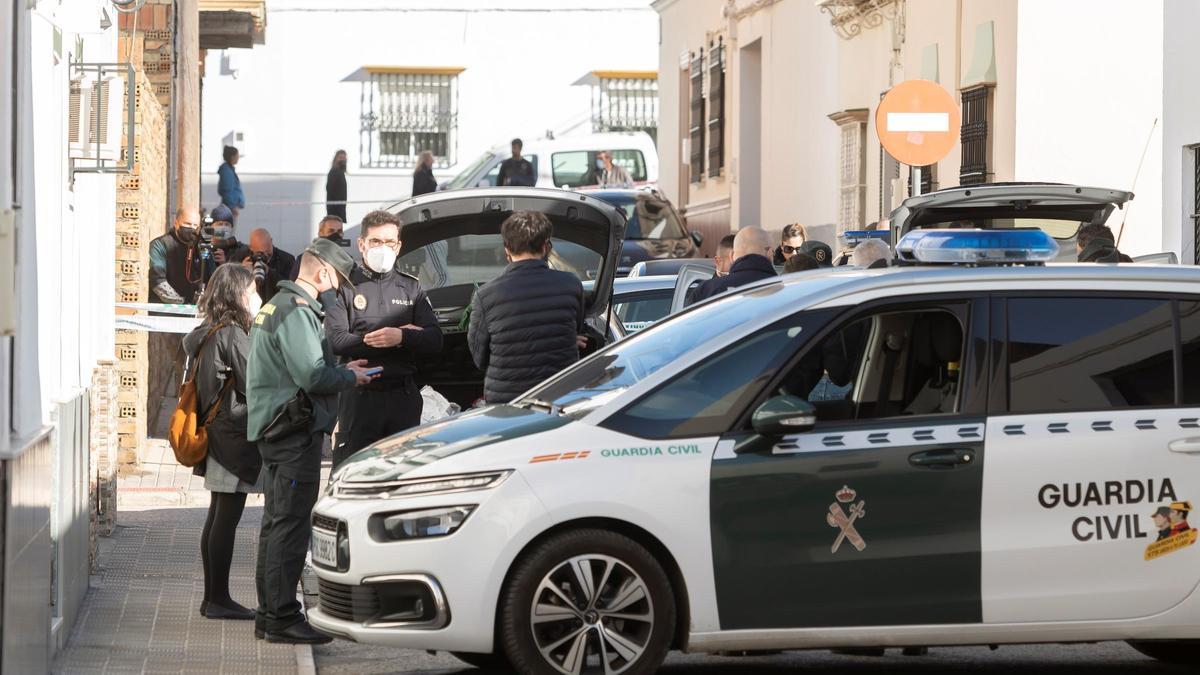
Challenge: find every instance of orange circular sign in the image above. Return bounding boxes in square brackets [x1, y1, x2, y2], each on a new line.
[875, 79, 961, 167]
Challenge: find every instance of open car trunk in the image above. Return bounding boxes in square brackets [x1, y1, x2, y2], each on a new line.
[390, 187, 625, 408]
[889, 183, 1133, 262]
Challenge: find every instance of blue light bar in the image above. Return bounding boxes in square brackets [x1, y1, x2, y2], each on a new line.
[896, 228, 1060, 265]
[838, 229, 891, 247]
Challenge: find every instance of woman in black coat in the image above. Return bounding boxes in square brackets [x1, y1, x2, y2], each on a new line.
[412, 150, 438, 196]
[326, 149, 348, 221]
[183, 264, 262, 621]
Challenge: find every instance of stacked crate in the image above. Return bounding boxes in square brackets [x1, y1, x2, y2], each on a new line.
[114, 70, 168, 470]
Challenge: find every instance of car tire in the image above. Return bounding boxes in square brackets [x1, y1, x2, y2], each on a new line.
[499, 528, 676, 675]
[450, 651, 513, 672]
[1127, 640, 1200, 665]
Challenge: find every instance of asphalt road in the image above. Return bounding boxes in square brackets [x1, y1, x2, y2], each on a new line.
[313, 639, 1186, 674]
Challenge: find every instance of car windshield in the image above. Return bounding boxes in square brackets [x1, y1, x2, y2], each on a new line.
[521, 279, 801, 418]
[610, 195, 687, 240]
[398, 234, 602, 292]
[444, 152, 497, 191]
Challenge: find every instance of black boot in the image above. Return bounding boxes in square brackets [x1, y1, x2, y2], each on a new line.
[265, 620, 333, 645]
[205, 601, 256, 621]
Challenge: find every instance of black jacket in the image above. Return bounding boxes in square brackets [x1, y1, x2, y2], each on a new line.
[687, 254, 778, 305]
[183, 322, 261, 484]
[412, 165, 438, 196]
[1079, 238, 1133, 263]
[149, 230, 202, 303]
[326, 266, 444, 387]
[326, 167, 347, 219]
[497, 157, 535, 187]
[468, 259, 584, 403]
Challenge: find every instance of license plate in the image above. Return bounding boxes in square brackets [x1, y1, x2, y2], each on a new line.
[311, 527, 338, 568]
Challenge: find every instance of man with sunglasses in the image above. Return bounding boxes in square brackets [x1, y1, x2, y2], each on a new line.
[325, 210, 444, 469]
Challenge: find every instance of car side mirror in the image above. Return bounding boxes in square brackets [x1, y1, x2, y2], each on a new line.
[690, 230, 704, 248]
[751, 395, 816, 436]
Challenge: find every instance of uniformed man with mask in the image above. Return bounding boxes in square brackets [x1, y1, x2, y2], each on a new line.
[326, 209, 444, 469]
[246, 238, 375, 644]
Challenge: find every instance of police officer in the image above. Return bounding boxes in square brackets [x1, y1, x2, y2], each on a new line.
[246, 238, 375, 644]
[326, 210, 444, 469]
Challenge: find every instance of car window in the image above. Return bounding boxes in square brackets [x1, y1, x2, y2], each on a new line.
[601, 313, 822, 438]
[781, 307, 967, 423]
[552, 150, 647, 188]
[444, 152, 496, 190]
[1173, 300, 1200, 405]
[481, 154, 538, 187]
[1007, 297, 1175, 413]
[611, 150, 647, 181]
[614, 292, 672, 334]
[398, 233, 599, 292]
[617, 195, 687, 240]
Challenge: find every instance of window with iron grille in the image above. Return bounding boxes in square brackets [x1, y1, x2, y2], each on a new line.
[908, 164, 936, 197]
[829, 109, 868, 231]
[593, 75, 658, 141]
[707, 39, 725, 178]
[689, 49, 705, 184]
[360, 69, 459, 169]
[959, 85, 991, 186]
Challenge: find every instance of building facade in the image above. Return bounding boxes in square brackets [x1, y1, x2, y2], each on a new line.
[199, 0, 660, 256]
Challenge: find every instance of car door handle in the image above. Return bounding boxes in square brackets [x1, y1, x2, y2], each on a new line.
[1169, 437, 1200, 454]
[909, 448, 976, 469]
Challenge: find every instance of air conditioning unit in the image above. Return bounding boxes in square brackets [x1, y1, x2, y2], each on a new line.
[68, 74, 123, 161]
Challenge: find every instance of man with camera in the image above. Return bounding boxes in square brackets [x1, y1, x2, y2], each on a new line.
[243, 228, 295, 303]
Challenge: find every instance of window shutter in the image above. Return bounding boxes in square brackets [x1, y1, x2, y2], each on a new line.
[706, 40, 725, 178]
[688, 49, 705, 184]
[959, 85, 990, 186]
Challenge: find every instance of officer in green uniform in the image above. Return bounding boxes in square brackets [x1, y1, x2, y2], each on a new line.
[246, 238, 374, 644]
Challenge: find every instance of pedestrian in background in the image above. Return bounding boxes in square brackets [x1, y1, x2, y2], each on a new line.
[246, 239, 375, 644]
[713, 233, 736, 276]
[598, 150, 632, 188]
[468, 210, 584, 403]
[326, 150, 348, 222]
[184, 264, 261, 622]
[1076, 223, 1132, 263]
[412, 150, 438, 197]
[289, 215, 345, 281]
[326, 210, 443, 469]
[149, 206, 203, 304]
[688, 227, 777, 305]
[217, 146, 245, 222]
[497, 138, 535, 187]
[851, 238, 891, 269]
[774, 222, 808, 264]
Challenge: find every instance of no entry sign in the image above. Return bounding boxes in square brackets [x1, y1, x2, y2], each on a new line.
[875, 79, 960, 167]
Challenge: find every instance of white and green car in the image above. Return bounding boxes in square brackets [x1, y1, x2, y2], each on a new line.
[309, 230, 1200, 674]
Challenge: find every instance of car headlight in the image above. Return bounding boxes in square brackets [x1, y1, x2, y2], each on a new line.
[368, 505, 475, 542]
[331, 470, 512, 499]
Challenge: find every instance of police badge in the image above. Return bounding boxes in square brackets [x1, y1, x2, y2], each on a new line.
[353, 294, 367, 310]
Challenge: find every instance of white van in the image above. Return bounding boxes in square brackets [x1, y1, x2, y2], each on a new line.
[441, 131, 659, 191]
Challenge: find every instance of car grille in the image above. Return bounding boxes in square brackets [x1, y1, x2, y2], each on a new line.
[318, 579, 380, 623]
[312, 513, 340, 532]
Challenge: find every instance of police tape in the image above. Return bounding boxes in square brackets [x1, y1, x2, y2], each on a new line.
[116, 314, 201, 334]
[116, 302, 198, 316]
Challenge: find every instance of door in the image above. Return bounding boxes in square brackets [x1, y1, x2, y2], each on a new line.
[982, 295, 1200, 623]
[670, 264, 716, 313]
[710, 297, 990, 630]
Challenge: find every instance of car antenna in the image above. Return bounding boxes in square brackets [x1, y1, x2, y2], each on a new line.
[1116, 117, 1158, 247]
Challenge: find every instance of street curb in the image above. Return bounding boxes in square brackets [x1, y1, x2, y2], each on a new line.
[295, 644, 317, 675]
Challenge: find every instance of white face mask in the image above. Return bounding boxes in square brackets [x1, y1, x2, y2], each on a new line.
[365, 245, 398, 274]
[246, 290, 263, 317]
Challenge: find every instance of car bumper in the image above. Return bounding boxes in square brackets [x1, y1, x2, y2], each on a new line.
[307, 471, 547, 652]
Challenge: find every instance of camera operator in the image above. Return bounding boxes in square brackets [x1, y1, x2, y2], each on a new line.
[204, 205, 250, 269]
[241, 228, 295, 303]
[149, 206, 204, 304]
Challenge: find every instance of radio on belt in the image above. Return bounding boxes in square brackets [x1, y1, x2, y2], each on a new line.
[895, 228, 1060, 265]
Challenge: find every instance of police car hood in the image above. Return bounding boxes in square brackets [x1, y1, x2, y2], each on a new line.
[390, 187, 625, 318]
[333, 405, 571, 484]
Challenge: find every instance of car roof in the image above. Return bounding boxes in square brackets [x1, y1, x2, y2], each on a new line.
[486, 131, 655, 155]
[583, 274, 677, 294]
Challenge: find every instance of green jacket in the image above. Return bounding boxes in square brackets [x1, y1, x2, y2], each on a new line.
[246, 281, 355, 443]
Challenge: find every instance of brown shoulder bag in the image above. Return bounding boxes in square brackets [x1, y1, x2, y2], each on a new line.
[168, 325, 233, 467]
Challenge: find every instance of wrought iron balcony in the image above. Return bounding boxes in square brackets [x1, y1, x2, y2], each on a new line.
[816, 0, 901, 40]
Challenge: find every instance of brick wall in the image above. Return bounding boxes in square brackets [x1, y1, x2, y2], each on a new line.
[114, 69, 168, 469]
[88, 361, 118, 567]
[117, 1, 174, 108]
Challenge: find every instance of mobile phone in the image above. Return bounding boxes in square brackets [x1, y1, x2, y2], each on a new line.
[363, 366, 384, 377]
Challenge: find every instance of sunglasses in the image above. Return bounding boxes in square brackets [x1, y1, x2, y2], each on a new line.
[782, 244, 806, 254]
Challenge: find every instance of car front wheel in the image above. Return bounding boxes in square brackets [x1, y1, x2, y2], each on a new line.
[499, 529, 676, 675]
[1127, 640, 1200, 665]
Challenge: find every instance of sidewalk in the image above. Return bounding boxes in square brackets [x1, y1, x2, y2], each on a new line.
[51, 447, 311, 675]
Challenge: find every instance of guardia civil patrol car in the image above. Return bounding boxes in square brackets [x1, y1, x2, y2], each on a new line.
[309, 229, 1200, 674]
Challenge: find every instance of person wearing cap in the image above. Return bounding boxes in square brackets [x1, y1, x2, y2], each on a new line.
[1152, 506, 1174, 541]
[496, 138, 536, 187]
[206, 204, 250, 269]
[1168, 501, 1192, 537]
[326, 210, 444, 469]
[246, 237, 376, 644]
[798, 240, 834, 268]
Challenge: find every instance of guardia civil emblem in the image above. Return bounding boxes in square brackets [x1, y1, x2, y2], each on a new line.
[826, 485, 866, 553]
[353, 294, 367, 310]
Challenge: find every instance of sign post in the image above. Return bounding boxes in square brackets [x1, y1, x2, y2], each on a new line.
[875, 79, 961, 198]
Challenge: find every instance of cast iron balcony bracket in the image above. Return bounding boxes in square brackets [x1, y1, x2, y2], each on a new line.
[816, 0, 901, 40]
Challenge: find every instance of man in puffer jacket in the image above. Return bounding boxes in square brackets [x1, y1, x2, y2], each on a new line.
[468, 210, 584, 404]
[1077, 223, 1133, 263]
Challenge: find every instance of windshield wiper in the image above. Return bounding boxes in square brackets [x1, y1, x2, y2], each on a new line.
[522, 398, 564, 416]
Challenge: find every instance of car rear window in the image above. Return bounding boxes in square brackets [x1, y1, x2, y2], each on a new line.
[552, 150, 647, 188]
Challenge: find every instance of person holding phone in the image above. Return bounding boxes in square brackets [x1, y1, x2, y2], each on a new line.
[325, 210, 444, 470]
[246, 237, 376, 644]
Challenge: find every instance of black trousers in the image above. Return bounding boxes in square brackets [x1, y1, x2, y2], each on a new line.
[332, 379, 423, 470]
[255, 435, 321, 632]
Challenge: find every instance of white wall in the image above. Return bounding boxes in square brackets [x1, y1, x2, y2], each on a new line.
[1014, 0, 1164, 256]
[200, 0, 658, 253]
[1162, 0, 1200, 263]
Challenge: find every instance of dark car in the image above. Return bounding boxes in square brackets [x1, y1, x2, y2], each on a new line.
[583, 188, 703, 275]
